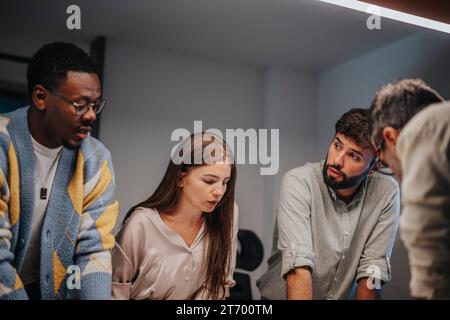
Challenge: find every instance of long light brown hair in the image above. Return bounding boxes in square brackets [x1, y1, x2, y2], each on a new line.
[123, 132, 237, 299]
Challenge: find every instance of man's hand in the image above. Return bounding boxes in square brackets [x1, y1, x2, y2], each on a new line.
[356, 277, 380, 300]
[286, 266, 313, 300]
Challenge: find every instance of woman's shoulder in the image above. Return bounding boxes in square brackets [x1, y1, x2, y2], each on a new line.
[120, 207, 159, 234]
[134, 206, 159, 216]
[115, 207, 161, 249]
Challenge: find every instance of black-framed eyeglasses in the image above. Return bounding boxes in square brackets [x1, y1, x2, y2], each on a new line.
[371, 138, 394, 175]
[44, 86, 106, 116]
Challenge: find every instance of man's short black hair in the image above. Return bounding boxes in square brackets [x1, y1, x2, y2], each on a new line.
[335, 108, 372, 150]
[27, 42, 98, 97]
[369, 79, 444, 150]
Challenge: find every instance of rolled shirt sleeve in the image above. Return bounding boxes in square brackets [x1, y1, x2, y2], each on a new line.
[277, 171, 315, 278]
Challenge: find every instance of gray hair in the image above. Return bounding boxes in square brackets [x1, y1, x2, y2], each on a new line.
[369, 79, 444, 150]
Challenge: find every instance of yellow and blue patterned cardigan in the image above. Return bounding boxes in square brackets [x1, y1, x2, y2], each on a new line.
[0, 107, 119, 299]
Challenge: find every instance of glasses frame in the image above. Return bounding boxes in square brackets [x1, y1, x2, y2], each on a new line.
[372, 139, 395, 176]
[43, 86, 106, 116]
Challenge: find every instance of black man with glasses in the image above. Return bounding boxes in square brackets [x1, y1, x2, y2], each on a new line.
[369, 79, 450, 300]
[0, 42, 118, 300]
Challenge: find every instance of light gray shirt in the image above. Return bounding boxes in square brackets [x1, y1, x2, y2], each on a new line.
[257, 161, 400, 300]
[111, 205, 238, 300]
[397, 102, 450, 299]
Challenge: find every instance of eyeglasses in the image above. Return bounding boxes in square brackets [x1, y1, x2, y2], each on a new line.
[371, 138, 394, 175]
[45, 86, 106, 116]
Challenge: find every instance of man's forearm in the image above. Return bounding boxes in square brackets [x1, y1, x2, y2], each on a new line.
[286, 266, 313, 300]
[356, 278, 378, 300]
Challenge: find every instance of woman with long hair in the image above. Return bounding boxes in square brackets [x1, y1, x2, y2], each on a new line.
[111, 132, 238, 299]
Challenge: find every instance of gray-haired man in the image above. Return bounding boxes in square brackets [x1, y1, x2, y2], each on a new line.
[369, 79, 450, 299]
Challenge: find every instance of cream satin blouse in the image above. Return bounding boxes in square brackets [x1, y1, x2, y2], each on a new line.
[112, 205, 238, 300]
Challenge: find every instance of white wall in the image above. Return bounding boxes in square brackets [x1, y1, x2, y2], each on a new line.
[317, 30, 450, 299]
[100, 39, 320, 298]
[101, 39, 264, 229]
[262, 67, 318, 258]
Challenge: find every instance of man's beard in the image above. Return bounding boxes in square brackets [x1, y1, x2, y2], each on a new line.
[322, 162, 370, 190]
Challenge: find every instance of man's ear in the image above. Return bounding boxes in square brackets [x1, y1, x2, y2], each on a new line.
[31, 85, 48, 111]
[382, 127, 400, 147]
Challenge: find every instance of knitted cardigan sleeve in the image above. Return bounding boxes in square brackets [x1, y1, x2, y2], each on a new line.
[74, 141, 119, 300]
[0, 138, 28, 300]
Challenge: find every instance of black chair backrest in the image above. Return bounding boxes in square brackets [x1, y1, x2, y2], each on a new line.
[229, 229, 264, 300]
[236, 229, 264, 271]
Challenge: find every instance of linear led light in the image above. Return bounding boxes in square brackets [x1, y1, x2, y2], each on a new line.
[317, 0, 450, 34]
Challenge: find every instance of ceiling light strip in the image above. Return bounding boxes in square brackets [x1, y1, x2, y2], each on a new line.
[317, 0, 450, 34]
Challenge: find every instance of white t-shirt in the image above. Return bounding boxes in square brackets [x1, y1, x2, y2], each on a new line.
[20, 135, 63, 285]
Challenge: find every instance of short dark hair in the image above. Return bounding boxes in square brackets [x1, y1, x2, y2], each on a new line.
[27, 42, 97, 97]
[335, 108, 372, 150]
[369, 79, 444, 150]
